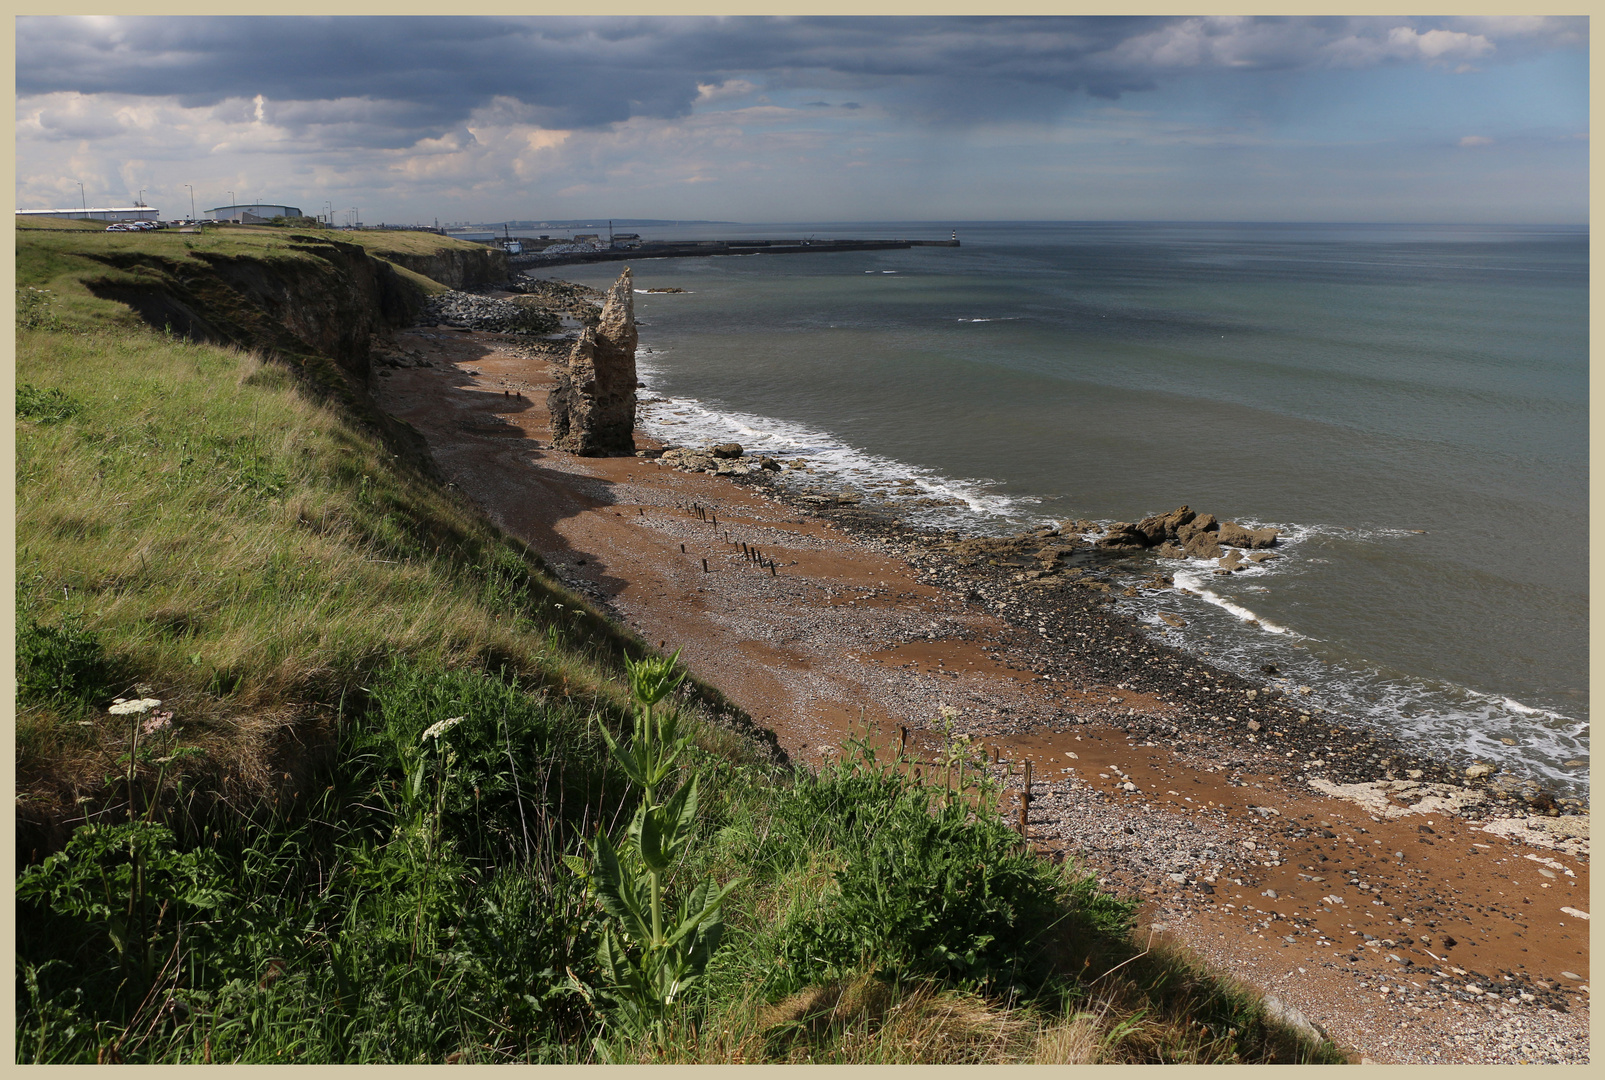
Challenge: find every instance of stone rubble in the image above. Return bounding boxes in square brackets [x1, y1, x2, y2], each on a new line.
[421, 290, 561, 334]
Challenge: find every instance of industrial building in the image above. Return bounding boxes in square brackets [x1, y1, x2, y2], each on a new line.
[16, 206, 160, 223]
[204, 203, 303, 223]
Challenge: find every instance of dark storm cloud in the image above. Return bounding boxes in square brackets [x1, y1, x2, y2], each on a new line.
[17, 15, 1587, 147]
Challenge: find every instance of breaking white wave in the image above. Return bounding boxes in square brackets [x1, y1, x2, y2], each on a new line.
[636, 349, 1037, 528]
[1119, 552, 1587, 793]
[1167, 570, 1296, 635]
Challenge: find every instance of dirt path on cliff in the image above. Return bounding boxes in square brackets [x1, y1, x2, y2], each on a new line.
[371, 323, 1589, 1064]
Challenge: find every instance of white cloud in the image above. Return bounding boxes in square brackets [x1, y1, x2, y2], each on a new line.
[694, 79, 760, 104]
[1459, 135, 1494, 147]
[1388, 27, 1495, 63]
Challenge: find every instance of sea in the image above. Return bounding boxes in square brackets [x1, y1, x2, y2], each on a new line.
[524, 221, 1589, 797]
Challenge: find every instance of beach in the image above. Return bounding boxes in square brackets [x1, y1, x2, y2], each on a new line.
[372, 317, 1589, 1064]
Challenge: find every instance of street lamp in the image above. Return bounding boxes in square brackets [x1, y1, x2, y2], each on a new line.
[227, 191, 234, 220]
[77, 181, 85, 211]
[185, 184, 195, 219]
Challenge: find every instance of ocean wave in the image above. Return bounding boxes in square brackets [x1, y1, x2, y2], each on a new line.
[635, 361, 1038, 527]
[1117, 574, 1588, 793]
[1165, 571, 1297, 635]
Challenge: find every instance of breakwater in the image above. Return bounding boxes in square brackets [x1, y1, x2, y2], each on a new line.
[512, 235, 957, 268]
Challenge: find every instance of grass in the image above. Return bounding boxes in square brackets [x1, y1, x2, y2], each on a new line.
[15, 242, 1351, 1064]
[14, 323, 672, 829]
[14, 216, 109, 231]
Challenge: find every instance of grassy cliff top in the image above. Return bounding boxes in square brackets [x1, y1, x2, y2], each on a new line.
[15, 224, 488, 331]
[14, 215, 109, 231]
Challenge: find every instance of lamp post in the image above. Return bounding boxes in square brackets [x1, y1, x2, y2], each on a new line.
[186, 184, 195, 219]
[227, 191, 234, 221]
[77, 181, 85, 211]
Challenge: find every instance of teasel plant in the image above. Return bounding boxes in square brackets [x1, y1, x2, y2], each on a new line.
[574, 650, 741, 1053]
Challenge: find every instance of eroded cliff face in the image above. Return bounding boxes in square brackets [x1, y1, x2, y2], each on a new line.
[82, 236, 424, 381]
[379, 245, 509, 292]
[547, 267, 638, 456]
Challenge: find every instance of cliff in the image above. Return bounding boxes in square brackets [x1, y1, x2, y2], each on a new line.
[377, 244, 509, 292]
[77, 235, 430, 380]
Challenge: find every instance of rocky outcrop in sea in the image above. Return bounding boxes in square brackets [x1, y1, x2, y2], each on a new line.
[548, 268, 638, 456]
[1088, 505, 1279, 567]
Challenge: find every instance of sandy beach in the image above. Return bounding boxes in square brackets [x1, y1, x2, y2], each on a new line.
[372, 317, 1589, 1064]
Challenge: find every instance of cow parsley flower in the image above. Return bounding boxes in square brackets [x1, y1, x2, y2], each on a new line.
[108, 697, 162, 716]
[420, 715, 466, 742]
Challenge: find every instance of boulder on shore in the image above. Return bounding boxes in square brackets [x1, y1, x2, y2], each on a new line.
[548, 268, 637, 456]
[710, 443, 744, 459]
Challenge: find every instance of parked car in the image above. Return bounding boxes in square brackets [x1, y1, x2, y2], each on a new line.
[105, 223, 130, 231]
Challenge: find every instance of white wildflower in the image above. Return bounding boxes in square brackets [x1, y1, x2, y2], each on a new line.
[109, 697, 162, 716]
[420, 715, 466, 742]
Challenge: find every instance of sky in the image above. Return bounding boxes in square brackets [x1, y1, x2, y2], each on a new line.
[13, 15, 1590, 225]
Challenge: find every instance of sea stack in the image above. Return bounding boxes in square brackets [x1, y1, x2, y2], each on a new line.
[548, 267, 637, 455]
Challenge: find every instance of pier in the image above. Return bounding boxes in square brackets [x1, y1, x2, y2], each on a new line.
[511, 234, 959, 268]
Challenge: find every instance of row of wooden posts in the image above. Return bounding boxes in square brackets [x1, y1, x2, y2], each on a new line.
[649, 502, 780, 576]
[897, 724, 1035, 838]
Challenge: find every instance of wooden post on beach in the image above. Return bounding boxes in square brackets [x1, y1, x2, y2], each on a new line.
[680, 543, 686, 553]
[711, 513, 717, 526]
[769, 561, 777, 576]
[1024, 759, 1033, 800]
[701, 558, 709, 573]
[1020, 757, 1033, 834]
[899, 725, 907, 756]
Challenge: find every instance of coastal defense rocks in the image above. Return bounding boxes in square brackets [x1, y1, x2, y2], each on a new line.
[423, 291, 559, 334]
[548, 268, 637, 456]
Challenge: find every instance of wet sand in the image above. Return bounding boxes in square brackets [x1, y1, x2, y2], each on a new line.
[372, 323, 1589, 1064]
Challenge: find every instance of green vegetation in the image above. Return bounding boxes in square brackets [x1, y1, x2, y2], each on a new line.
[13, 215, 108, 231]
[15, 229, 1348, 1064]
